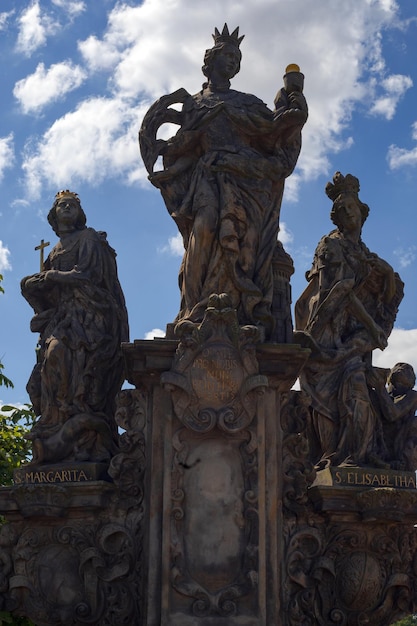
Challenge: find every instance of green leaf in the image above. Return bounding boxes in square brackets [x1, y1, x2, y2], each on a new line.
[0, 402, 36, 485]
[0, 365, 14, 389]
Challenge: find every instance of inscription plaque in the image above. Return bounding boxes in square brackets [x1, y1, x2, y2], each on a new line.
[191, 345, 243, 408]
[14, 462, 109, 484]
[312, 467, 417, 490]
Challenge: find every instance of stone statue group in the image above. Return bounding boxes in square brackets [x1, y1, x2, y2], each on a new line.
[21, 24, 417, 474]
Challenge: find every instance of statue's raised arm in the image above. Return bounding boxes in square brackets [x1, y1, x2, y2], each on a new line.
[139, 24, 307, 341]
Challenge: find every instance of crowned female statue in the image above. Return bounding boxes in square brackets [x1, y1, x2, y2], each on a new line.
[140, 24, 308, 340]
[21, 191, 129, 464]
[295, 172, 403, 467]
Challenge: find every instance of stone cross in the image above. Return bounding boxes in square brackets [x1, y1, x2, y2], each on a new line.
[35, 239, 50, 271]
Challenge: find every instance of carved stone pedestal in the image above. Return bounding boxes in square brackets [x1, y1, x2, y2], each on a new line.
[0, 478, 144, 625]
[282, 467, 417, 625]
[123, 321, 310, 625]
[2, 312, 417, 624]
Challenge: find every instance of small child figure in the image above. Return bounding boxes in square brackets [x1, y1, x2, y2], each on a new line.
[372, 362, 417, 471]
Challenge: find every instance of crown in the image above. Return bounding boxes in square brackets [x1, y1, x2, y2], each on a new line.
[325, 172, 360, 201]
[55, 190, 80, 203]
[212, 24, 244, 48]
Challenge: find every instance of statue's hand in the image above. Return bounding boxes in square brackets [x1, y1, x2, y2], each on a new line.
[21, 272, 47, 292]
[45, 270, 61, 282]
[372, 324, 388, 351]
[287, 91, 308, 113]
[276, 108, 307, 127]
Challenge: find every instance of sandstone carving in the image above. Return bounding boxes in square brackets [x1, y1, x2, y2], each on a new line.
[140, 24, 307, 341]
[295, 172, 404, 468]
[0, 24, 415, 626]
[21, 191, 129, 464]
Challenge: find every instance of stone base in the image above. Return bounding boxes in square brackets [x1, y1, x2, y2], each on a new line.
[2, 331, 417, 624]
[122, 327, 310, 625]
[312, 466, 417, 490]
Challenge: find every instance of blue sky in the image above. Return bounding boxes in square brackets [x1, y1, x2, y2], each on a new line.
[1, 0, 417, 406]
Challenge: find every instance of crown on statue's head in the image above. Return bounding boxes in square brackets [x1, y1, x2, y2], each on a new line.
[212, 24, 244, 49]
[326, 172, 360, 201]
[55, 190, 80, 203]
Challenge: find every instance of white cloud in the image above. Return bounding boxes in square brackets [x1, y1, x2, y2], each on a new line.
[158, 233, 184, 257]
[387, 121, 417, 169]
[21, 0, 406, 197]
[78, 34, 122, 72]
[143, 328, 165, 340]
[51, 0, 86, 19]
[387, 145, 417, 169]
[22, 97, 146, 198]
[0, 241, 11, 272]
[0, 10, 14, 30]
[104, 0, 402, 182]
[14, 62, 87, 114]
[373, 328, 417, 380]
[369, 73, 412, 120]
[0, 134, 15, 181]
[16, 1, 58, 56]
[278, 222, 294, 247]
[393, 246, 416, 268]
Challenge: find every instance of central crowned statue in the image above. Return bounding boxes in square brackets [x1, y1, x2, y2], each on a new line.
[140, 24, 308, 341]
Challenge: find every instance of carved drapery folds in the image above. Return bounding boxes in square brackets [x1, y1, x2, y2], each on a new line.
[295, 172, 404, 470]
[140, 24, 307, 341]
[20, 191, 129, 466]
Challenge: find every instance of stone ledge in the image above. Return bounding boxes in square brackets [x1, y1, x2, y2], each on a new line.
[0, 480, 116, 520]
[309, 469, 417, 524]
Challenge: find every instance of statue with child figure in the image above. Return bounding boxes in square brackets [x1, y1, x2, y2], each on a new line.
[295, 172, 405, 469]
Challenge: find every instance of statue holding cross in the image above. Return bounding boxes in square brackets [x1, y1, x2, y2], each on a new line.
[21, 191, 129, 465]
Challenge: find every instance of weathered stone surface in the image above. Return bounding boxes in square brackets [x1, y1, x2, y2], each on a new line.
[281, 401, 417, 626]
[13, 462, 110, 485]
[0, 451, 144, 624]
[139, 24, 307, 341]
[371, 361, 417, 471]
[312, 466, 417, 491]
[121, 296, 310, 624]
[0, 474, 143, 624]
[295, 172, 404, 468]
[21, 190, 129, 465]
[1, 293, 417, 624]
[2, 23, 417, 626]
